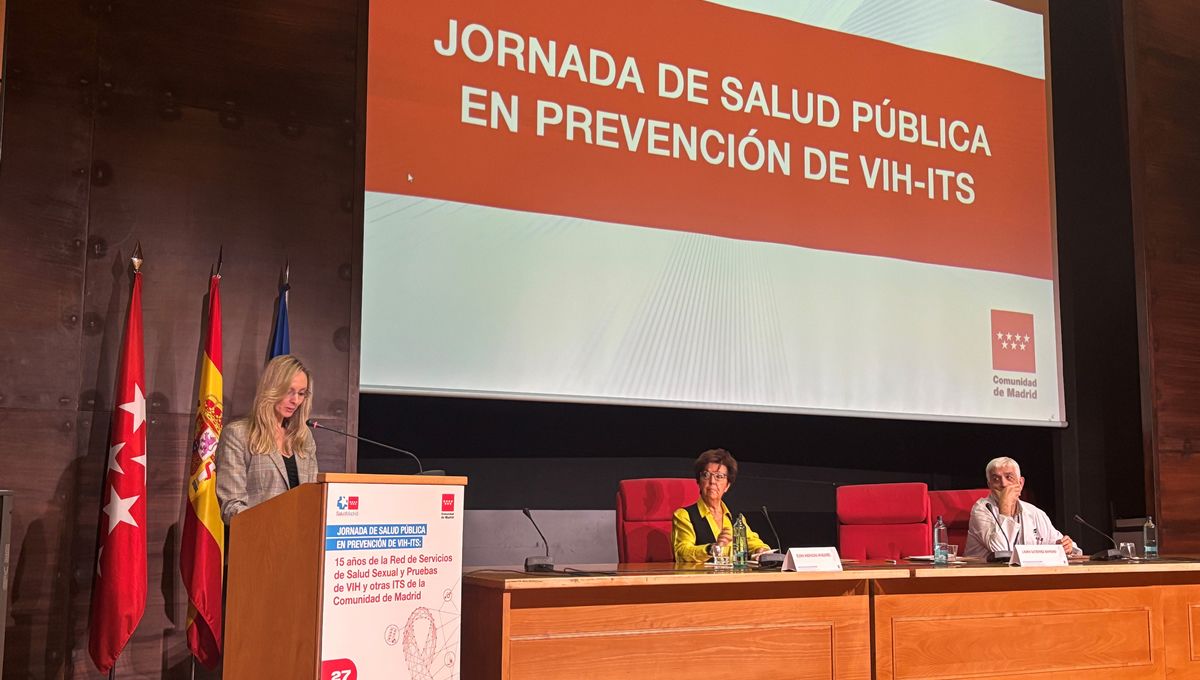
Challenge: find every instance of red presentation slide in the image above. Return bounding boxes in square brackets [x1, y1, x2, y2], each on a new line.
[367, 0, 1053, 279]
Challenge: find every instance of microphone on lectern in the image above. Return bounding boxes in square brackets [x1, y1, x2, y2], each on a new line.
[757, 506, 786, 570]
[305, 419, 444, 475]
[522, 508, 555, 572]
[984, 502, 1014, 563]
[1074, 514, 1124, 561]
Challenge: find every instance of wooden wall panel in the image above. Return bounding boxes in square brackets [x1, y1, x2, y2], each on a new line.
[1, 0, 360, 677]
[1126, 0, 1200, 553]
[0, 82, 90, 411]
[1, 411, 83, 679]
[78, 93, 356, 424]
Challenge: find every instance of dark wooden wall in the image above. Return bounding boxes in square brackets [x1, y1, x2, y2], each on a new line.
[1126, 0, 1200, 553]
[0, 0, 360, 677]
[0, 0, 1191, 678]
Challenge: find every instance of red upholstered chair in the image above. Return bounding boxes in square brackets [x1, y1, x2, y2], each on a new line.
[616, 478, 700, 563]
[929, 488, 990, 554]
[836, 482, 931, 560]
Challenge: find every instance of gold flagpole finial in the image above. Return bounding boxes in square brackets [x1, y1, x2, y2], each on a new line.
[216, 245, 224, 277]
[284, 258, 290, 285]
[132, 242, 144, 273]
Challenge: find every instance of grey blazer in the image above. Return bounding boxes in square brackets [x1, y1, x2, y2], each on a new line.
[216, 418, 319, 524]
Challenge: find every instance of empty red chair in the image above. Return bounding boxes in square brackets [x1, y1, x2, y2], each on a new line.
[929, 488, 990, 554]
[837, 482, 931, 560]
[616, 478, 700, 563]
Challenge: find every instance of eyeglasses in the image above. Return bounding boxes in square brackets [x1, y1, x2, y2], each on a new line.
[700, 471, 728, 481]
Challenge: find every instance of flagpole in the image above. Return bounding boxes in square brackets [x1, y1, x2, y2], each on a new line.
[117, 242, 140, 680]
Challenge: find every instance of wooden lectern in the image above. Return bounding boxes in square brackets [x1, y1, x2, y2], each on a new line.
[225, 473, 467, 680]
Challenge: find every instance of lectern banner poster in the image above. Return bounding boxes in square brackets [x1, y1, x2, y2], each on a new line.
[319, 483, 463, 680]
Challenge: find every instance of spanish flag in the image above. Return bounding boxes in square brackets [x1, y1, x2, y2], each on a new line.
[180, 273, 224, 667]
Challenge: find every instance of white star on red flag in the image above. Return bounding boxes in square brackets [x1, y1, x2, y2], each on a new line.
[118, 383, 147, 433]
[107, 442, 126, 475]
[102, 486, 140, 534]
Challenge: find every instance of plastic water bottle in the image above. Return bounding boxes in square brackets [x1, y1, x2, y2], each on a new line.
[732, 514, 749, 567]
[933, 515, 949, 565]
[1144, 516, 1158, 559]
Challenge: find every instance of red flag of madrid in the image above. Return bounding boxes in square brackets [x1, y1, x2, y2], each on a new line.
[89, 262, 148, 674]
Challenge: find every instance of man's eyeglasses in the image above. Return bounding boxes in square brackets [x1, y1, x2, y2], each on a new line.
[700, 471, 728, 481]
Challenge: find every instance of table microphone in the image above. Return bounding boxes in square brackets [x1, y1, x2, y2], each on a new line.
[984, 502, 1013, 563]
[522, 508, 554, 572]
[1073, 514, 1124, 561]
[757, 506, 786, 570]
[306, 419, 444, 475]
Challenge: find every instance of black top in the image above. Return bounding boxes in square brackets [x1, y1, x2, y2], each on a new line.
[283, 454, 300, 489]
[686, 502, 733, 546]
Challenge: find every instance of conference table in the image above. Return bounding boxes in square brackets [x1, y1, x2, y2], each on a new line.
[462, 559, 1200, 679]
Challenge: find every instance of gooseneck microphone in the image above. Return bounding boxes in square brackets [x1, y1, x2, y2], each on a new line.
[1074, 514, 1124, 561]
[984, 502, 1014, 563]
[521, 508, 554, 572]
[306, 419, 443, 475]
[757, 506, 786, 570]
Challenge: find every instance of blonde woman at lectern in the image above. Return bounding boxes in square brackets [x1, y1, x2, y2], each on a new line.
[216, 354, 318, 524]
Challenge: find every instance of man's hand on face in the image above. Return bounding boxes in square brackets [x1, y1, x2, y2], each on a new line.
[998, 480, 1023, 516]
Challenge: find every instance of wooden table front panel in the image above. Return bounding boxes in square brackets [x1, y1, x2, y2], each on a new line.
[466, 578, 872, 680]
[1162, 583, 1200, 677]
[874, 576, 1167, 679]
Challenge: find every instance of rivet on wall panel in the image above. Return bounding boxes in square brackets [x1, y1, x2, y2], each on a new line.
[149, 392, 168, 411]
[96, 80, 114, 115]
[59, 396, 71, 406]
[78, 75, 93, 112]
[337, 263, 352, 282]
[62, 309, 80, 328]
[83, 0, 110, 16]
[341, 194, 354, 213]
[280, 111, 305, 140]
[159, 89, 181, 121]
[61, 420, 73, 432]
[330, 400, 347, 418]
[82, 312, 104, 336]
[220, 100, 243, 130]
[87, 236, 107, 258]
[6, 64, 25, 93]
[81, 390, 98, 407]
[91, 160, 114, 187]
[333, 327, 351, 352]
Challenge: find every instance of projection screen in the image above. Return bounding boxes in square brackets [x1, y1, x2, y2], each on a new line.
[361, 0, 1065, 426]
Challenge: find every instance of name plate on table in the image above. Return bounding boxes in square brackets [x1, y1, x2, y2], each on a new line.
[1014, 544, 1068, 566]
[782, 547, 843, 572]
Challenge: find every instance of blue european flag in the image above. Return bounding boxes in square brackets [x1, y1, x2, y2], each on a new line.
[269, 282, 290, 358]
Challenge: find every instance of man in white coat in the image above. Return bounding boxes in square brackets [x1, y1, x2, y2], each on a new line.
[965, 456, 1081, 559]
